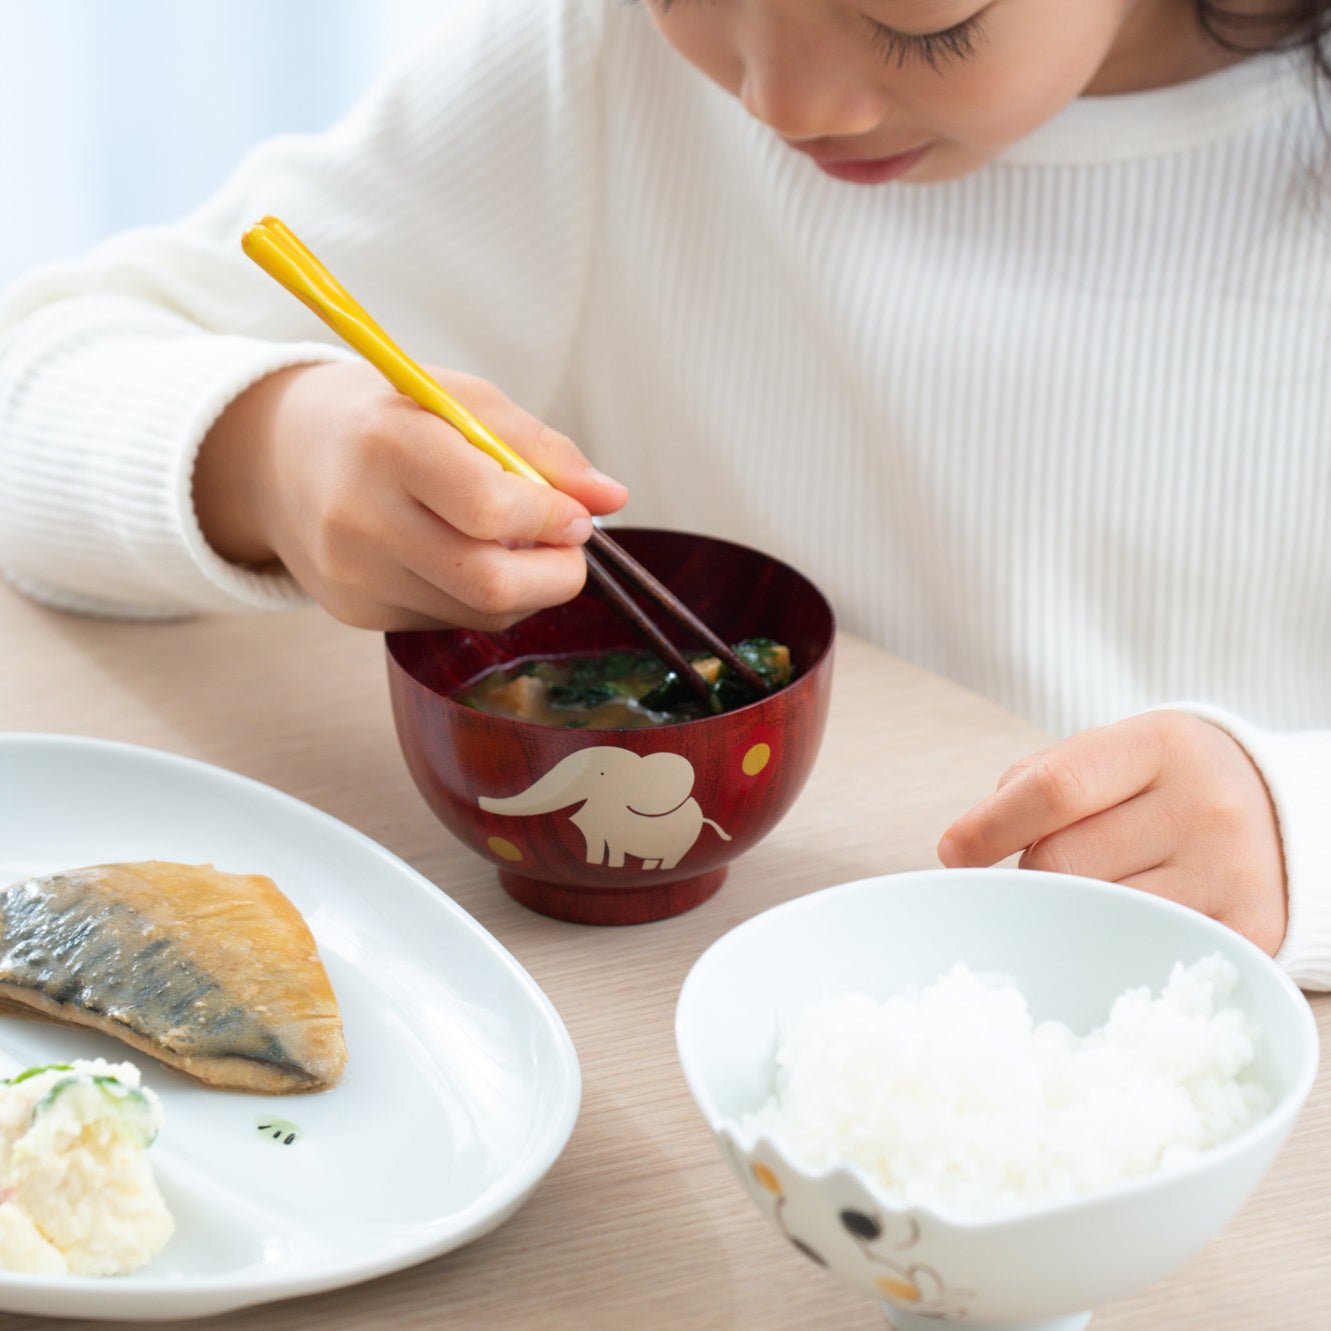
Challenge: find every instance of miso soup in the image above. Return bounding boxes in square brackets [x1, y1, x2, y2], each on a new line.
[454, 639, 793, 729]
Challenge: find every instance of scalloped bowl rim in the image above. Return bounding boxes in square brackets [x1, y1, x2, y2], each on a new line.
[677, 867, 1319, 1234]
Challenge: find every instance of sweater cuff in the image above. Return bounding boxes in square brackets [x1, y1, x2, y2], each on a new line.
[0, 295, 354, 616]
[1169, 702, 1331, 991]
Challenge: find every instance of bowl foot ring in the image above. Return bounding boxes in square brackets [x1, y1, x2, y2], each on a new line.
[498, 866, 728, 925]
[883, 1308, 1091, 1331]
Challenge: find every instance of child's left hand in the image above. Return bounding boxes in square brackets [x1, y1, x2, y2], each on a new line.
[937, 710, 1287, 955]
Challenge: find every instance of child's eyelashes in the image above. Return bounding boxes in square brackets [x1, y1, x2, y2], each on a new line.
[643, 1, 986, 73]
[866, 16, 985, 72]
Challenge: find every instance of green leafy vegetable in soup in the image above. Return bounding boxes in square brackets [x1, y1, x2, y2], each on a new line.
[455, 638, 793, 729]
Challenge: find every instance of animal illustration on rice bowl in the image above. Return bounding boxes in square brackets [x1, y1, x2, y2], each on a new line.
[478, 746, 730, 870]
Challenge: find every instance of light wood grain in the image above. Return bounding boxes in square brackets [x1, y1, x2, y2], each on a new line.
[0, 585, 1323, 1330]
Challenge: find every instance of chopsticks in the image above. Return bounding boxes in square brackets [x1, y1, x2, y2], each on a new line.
[241, 216, 770, 706]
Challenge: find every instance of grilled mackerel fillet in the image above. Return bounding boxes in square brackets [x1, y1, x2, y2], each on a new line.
[0, 862, 346, 1093]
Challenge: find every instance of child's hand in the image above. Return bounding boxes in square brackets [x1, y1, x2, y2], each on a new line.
[194, 361, 627, 631]
[937, 711, 1288, 955]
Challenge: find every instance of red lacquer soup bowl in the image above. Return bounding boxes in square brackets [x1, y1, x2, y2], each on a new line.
[385, 528, 835, 925]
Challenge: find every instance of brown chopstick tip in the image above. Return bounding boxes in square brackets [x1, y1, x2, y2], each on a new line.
[582, 550, 715, 707]
[586, 529, 772, 698]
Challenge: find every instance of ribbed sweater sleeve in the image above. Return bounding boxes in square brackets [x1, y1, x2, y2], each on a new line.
[0, 0, 604, 617]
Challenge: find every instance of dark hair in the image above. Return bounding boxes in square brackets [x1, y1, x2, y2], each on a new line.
[1198, 2, 1331, 87]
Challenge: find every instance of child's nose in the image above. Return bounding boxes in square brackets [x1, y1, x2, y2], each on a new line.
[737, 35, 884, 140]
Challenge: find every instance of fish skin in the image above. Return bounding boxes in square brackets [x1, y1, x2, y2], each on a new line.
[0, 863, 346, 1093]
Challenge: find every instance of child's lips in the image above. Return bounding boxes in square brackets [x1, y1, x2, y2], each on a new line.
[794, 142, 931, 184]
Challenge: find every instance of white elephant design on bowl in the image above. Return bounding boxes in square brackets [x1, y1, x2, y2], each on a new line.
[478, 746, 731, 871]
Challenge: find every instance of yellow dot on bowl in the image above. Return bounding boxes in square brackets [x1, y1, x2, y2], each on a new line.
[875, 1277, 921, 1304]
[752, 1162, 782, 1195]
[487, 836, 524, 863]
[741, 743, 772, 776]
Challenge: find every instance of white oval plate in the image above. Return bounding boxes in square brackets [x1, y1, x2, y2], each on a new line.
[0, 734, 581, 1321]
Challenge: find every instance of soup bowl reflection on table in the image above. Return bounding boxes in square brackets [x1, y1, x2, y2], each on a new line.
[676, 867, 1319, 1331]
[385, 528, 836, 925]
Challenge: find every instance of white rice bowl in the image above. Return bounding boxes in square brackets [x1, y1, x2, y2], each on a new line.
[738, 955, 1272, 1218]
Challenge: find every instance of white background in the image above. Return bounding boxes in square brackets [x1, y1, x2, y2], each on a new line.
[0, 0, 447, 292]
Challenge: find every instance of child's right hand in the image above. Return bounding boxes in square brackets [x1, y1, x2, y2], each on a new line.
[193, 361, 628, 631]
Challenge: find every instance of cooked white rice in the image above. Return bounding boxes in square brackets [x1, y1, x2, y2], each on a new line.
[738, 954, 1272, 1217]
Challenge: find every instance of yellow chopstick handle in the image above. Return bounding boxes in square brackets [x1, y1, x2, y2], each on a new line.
[241, 219, 550, 488]
[258, 216, 378, 333]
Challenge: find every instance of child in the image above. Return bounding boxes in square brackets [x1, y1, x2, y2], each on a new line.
[1, 1, 1328, 986]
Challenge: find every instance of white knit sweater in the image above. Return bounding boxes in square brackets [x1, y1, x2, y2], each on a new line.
[2, 0, 1329, 986]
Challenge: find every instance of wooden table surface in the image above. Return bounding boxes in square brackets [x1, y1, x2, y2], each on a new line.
[0, 585, 1324, 1330]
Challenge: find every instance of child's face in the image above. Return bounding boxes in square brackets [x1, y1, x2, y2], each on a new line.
[643, 0, 1205, 183]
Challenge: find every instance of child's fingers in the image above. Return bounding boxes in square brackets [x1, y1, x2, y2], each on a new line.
[995, 743, 1057, 787]
[314, 548, 583, 634]
[1128, 861, 1284, 957]
[520, 424, 629, 515]
[388, 562, 557, 632]
[297, 479, 590, 629]
[304, 554, 523, 634]
[1122, 866, 1279, 953]
[1015, 788, 1178, 884]
[1119, 865, 1222, 923]
[397, 501, 590, 615]
[424, 369, 628, 515]
[392, 416, 595, 548]
[937, 721, 1166, 868]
